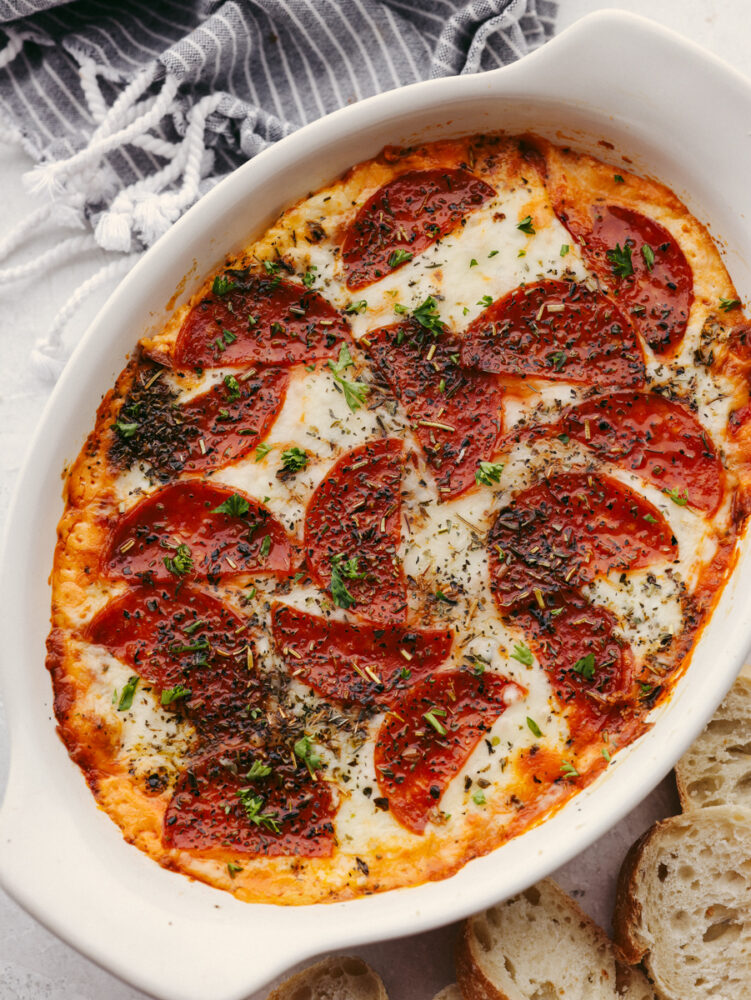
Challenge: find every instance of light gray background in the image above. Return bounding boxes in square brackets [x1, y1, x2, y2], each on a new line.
[1, 1, 750, 997]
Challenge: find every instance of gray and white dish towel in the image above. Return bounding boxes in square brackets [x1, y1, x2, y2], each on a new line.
[0, 0, 558, 377]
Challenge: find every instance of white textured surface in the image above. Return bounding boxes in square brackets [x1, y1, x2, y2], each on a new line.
[0, 3, 749, 997]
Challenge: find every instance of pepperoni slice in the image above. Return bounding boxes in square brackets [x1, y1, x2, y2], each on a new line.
[104, 481, 294, 582]
[562, 205, 693, 354]
[85, 584, 259, 740]
[304, 438, 406, 623]
[175, 367, 288, 474]
[488, 472, 677, 612]
[461, 280, 645, 386]
[374, 670, 520, 834]
[558, 391, 723, 514]
[163, 746, 336, 857]
[272, 603, 453, 708]
[174, 272, 350, 367]
[510, 593, 635, 734]
[342, 169, 495, 289]
[366, 321, 503, 499]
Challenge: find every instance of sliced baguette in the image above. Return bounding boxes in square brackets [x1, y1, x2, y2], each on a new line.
[457, 878, 655, 999]
[613, 805, 751, 1000]
[675, 675, 751, 812]
[265, 956, 388, 1000]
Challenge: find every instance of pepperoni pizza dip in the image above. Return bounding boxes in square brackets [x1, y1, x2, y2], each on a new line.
[47, 134, 751, 903]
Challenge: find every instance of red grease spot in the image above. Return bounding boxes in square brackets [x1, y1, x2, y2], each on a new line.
[366, 321, 503, 499]
[271, 602, 453, 707]
[559, 391, 723, 514]
[176, 367, 288, 474]
[461, 280, 645, 386]
[374, 670, 521, 834]
[563, 205, 693, 355]
[104, 481, 294, 582]
[85, 584, 258, 740]
[342, 169, 495, 289]
[163, 746, 336, 856]
[488, 472, 676, 612]
[174, 274, 350, 367]
[304, 438, 406, 623]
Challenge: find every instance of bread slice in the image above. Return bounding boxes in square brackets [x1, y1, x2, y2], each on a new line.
[613, 805, 751, 999]
[456, 878, 655, 999]
[432, 987, 463, 1000]
[675, 675, 751, 812]
[265, 956, 388, 1000]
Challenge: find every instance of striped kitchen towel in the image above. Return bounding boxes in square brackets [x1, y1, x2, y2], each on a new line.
[0, 0, 557, 376]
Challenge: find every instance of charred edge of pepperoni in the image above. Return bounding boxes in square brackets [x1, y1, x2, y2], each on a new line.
[460, 279, 646, 386]
[271, 602, 453, 709]
[488, 471, 677, 613]
[103, 480, 294, 583]
[163, 744, 336, 857]
[173, 271, 350, 368]
[365, 321, 503, 500]
[373, 669, 521, 834]
[110, 364, 289, 481]
[303, 437, 407, 623]
[342, 168, 496, 290]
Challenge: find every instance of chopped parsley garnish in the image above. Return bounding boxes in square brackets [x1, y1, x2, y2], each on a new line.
[164, 543, 193, 577]
[262, 259, 279, 275]
[113, 419, 139, 439]
[602, 747, 612, 763]
[640, 682, 654, 696]
[488, 249, 499, 258]
[719, 296, 741, 312]
[614, 174, 625, 183]
[560, 762, 579, 778]
[183, 619, 207, 635]
[223, 374, 241, 401]
[641, 244, 655, 271]
[168, 638, 209, 655]
[259, 535, 272, 558]
[330, 552, 364, 609]
[117, 676, 139, 712]
[246, 760, 272, 779]
[469, 258, 478, 268]
[475, 460, 504, 486]
[281, 446, 309, 473]
[546, 350, 567, 372]
[560, 244, 570, 257]
[412, 295, 446, 336]
[606, 242, 634, 278]
[227, 862, 243, 878]
[328, 343, 369, 412]
[572, 652, 596, 680]
[343, 300, 368, 314]
[477, 294, 493, 308]
[221, 327, 237, 344]
[399, 666, 411, 680]
[517, 215, 535, 235]
[557, 433, 570, 444]
[236, 789, 281, 832]
[438, 378, 446, 393]
[212, 274, 235, 296]
[388, 248, 414, 267]
[510, 643, 533, 667]
[294, 735, 322, 774]
[526, 717, 542, 738]
[301, 265, 317, 288]
[161, 684, 191, 706]
[644, 513, 657, 524]
[472, 790, 486, 806]
[255, 442, 272, 462]
[213, 492, 250, 517]
[663, 485, 689, 506]
[423, 707, 448, 736]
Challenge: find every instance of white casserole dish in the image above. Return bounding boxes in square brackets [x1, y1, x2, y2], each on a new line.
[2, 10, 751, 999]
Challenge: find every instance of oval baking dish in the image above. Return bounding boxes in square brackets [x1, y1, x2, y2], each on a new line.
[2, 11, 751, 1000]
